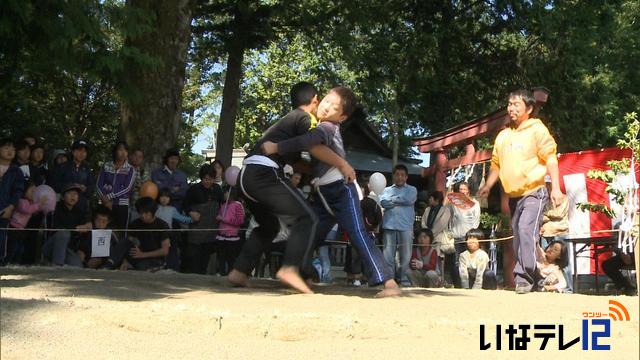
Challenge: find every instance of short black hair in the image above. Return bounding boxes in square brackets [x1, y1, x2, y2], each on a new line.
[509, 89, 536, 108]
[429, 191, 444, 205]
[158, 188, 172, 200]
[329, 86, 358, 118]
[0, 138, 14, 148]
[199, 163, 216, 180]
[290, 82, 318, 109]
[135, 197, 158, 215]
[415, 228, 434, 241]
[94, 205, 111, 220]
[111, 141, 129, 162]
[546, 239, 570, 269]
[465, 228, 485, 241]
[393, 164, 408, 175]
[14, 139, 30, 151]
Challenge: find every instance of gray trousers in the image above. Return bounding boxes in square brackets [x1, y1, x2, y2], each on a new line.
[509, 187, 548, 287]
[42, 231, 83, 267]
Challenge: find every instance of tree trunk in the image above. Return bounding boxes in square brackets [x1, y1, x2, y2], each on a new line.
[120, 0, 193, 170]
[215, 40, 246, 167]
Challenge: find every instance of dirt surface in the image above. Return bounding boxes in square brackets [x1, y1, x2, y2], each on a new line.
[1, 266, 638, 359]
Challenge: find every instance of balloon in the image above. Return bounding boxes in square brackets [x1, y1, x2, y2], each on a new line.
[139, 181, 159, 200]
[225, 166, 241, 186]
[33, 185, 56, 214]
[369, 172, 387, 195]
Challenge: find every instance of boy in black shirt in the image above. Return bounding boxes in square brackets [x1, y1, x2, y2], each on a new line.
[229, 82, 355, 293]
[44, 184, 92, 266]
[103, 197, 170, 271]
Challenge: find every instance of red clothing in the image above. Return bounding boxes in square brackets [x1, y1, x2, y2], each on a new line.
[10, 198, 41, 229]
[411, 247, 438, 271]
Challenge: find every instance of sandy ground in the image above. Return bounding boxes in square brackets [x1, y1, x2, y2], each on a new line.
[1, 266, 638, 360]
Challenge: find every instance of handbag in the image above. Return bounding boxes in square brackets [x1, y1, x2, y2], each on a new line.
[434, 206, 456, 255]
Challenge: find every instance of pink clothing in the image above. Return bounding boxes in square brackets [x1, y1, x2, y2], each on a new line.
[217, 201, 245, 239]
[10, 198, 41, 228]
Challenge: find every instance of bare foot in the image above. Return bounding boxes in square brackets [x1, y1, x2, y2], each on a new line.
[228, 269, 249, 287]
[375, 279, 401, 298]
[276, 266, 313, 294]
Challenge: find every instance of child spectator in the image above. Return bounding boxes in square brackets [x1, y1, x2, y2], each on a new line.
[6, 181, 47, 263]
[407, 228, 441, 288]
[156, 188, 198, 227]
[29, 143, 48, 185]
[44, 184, 92, 267]
[77, 205, 118, 269]
[459, 229, 497, 290]
[151, 149, 188, 210]
[96, 141, 135, 230]
[51, 140, 94, 212]
[215, 186, 245, 275]
[535, 239, 569, 292]
[13, 139, 32, 183]
[102, 197, 170, 271]
[0, 138, 25, 266]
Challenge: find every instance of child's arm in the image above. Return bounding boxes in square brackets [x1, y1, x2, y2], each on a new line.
[473, 253, 489, 289]
[17, 199, 41, 215]
[536, 243, 546, 262]
[262, 126, 330, 156]
[459, 252, 470, 289]
[171, 207, 193, 224]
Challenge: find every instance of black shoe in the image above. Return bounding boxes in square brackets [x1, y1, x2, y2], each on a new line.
[99, 260, 115, 270]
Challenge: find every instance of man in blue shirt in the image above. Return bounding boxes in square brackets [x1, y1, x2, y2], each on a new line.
[380, 164, 417, 286]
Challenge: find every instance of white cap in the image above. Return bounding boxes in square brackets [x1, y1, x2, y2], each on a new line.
[283, 164, 294, 176]
[544, 175, 552, 183]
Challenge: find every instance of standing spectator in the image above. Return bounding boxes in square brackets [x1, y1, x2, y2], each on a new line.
[0, 138, 25, 265]
[51, 149, 69, 169]
[151, 149, 188, 211]
[459, 229, 497, 290]
[96, 141, 135, 230]
[13, 139, 32, 183]
[44, 184, 92, 267]
[51, 140, 95, 212]
[102, 197, 170, 271]
[211, 159, 225, 187]
[380, 164, 418, 286]
[216, 186, 245, 275]
[128, 148, 150, 221]
[407, 229, 441, 288]
[420, 191, 454, 285]
[478, 89, 562, 294]
[450, 182, 481, 287]
[182, 164, 222, 274]
[155, 188, 198, 228]
[29, 143, 48, 185]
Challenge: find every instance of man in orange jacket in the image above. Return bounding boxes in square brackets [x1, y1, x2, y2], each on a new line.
[478, 89, 564, 294]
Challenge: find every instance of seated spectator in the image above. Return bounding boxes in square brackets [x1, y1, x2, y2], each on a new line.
[151, 149, 188, 210]
[6, 181, 47, 263]
[102, 197, 170, 271]
[77, 206, 118, 269]
[535, 239, 570, 293]
[407, 228, 441, 288]
[96, 141, 135, 230]
[459, 229, 497, 290]
[0, 138, 25, 266]
[155, 188, 198, 228]
[216, 186, 245, 275]
[29, 143, 48, 186]
[603, 248, 637, 296]
[182, 164, 222, 274]
[43, 184, 92, 267]
[50, 140, 94, 212]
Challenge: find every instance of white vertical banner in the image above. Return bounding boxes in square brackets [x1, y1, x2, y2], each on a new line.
[564, 173, 591, 275]
[91, 230, 112, 258]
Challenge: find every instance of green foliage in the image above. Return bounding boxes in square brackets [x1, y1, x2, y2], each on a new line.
[480, 212, 511, 233]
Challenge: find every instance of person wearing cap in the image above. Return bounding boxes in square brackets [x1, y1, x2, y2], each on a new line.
[43, 183, 91, 266]
[50, 140, 95, 212]
[151, 148, 188, 211]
